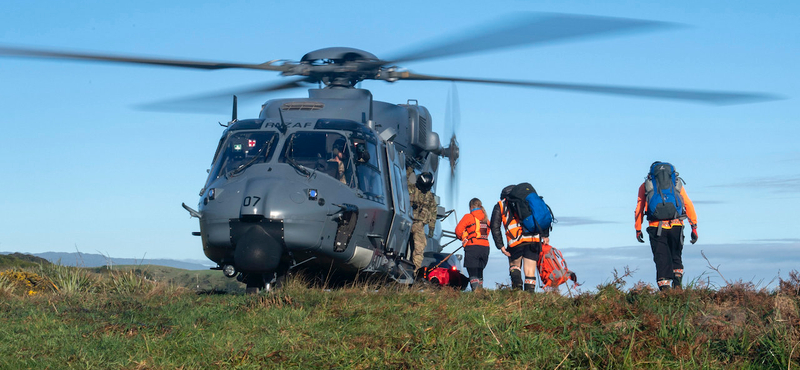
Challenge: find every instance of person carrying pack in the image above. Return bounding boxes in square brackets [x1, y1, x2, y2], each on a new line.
[505, 182, 555, 236]
[456, 198, 491, 291]
[490, 185, 544, 292]
[635, 161, 698, 291]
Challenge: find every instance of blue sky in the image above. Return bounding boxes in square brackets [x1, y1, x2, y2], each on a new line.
[1, 0, 798, 291]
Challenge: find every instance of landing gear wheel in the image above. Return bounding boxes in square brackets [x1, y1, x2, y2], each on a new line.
[243, 273, 266, 295]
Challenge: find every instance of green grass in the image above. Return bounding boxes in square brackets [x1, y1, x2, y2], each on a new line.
[1, 261, 799, 369]
[91, 264, 245, 294]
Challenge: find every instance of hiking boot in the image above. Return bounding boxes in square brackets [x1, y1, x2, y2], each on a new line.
[510, 270, 523, 291]
[469, 278, 483, 292]
[524, 283, 536, 293]
[672, 274, 683, 290]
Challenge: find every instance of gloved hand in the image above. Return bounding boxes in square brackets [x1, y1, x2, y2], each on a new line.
[690, 225, 698, 244]
[636, 230, 644, 243]
[427, 229, 434, 238]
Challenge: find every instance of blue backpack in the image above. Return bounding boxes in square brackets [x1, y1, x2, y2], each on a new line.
[645, 162, 685, 221]
[507, 182, 554, 235]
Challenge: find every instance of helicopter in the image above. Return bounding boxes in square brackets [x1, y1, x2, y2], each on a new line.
[0, 13, 778, 293]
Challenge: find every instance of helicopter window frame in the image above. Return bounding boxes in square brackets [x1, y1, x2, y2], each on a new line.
[392, 164, 408, 215]
[210, 134, 227, 166]
[278, 131, 356, 187]
[208, 130, 280, 183]
[349, 134, 385, 202]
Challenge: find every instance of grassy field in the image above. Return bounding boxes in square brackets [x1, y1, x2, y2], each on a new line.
[1, 256, 799, 369]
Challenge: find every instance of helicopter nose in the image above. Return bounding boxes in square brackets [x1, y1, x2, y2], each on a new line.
[233, 222, 284, 273]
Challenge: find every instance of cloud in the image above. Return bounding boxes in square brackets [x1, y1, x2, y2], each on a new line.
[748, 238, 800, 243]
[556, 216, 617, 226]
[569, 241, 800, 289]
[478, 240, 800, 293]
[692, 200, 724, 205]
[778, 153, 800, 163]
[713, 175, 800, 193]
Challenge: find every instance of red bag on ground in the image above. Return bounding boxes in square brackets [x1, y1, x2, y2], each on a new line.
[538, 244, 578, 288]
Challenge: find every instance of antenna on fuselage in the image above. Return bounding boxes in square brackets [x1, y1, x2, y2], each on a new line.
[366, 92, 375, 130]
[231, 95, 238, 122]
[277, 105, 288, 134]
[219, 95, 238, 127]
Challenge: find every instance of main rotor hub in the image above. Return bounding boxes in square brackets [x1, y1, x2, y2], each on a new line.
[297, 47, 383, 88]
[301, 47, 379, 64]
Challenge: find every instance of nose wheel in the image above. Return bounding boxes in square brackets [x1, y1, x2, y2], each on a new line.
[240, 273, 270, 294]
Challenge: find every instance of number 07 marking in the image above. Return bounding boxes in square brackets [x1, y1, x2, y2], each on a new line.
[243, 196, 261, 207]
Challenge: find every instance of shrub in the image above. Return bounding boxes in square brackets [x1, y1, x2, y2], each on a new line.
[104, 268, 154, 295]
[0, 269, 54, 296]
[39, 263, 98, 294]
[778, 270, 800, 296]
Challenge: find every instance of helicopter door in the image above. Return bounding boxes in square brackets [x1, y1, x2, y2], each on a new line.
[383, 142, 412, 257]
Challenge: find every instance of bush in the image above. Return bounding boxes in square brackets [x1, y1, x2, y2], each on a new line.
[104, 268, 154, 295]
[0, 269, 54, 296]
[39, 263, 98, 294]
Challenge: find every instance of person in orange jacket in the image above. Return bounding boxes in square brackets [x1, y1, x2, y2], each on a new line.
[635, 162, 698, 291]
[455, 198, 491, 291]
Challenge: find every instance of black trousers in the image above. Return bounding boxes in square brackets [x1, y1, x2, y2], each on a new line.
[647, 226, 684, 282]
[464, 245, 489, 279]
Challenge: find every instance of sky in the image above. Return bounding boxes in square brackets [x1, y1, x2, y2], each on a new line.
[1, 0, 798, 292]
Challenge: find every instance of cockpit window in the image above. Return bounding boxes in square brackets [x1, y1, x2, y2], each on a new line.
[279, 132, 355, 186]
[209, 131, 279, 181]
[351, 137, 384, 200]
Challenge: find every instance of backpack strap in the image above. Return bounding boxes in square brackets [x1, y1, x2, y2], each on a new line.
[462, 215, 484, 245]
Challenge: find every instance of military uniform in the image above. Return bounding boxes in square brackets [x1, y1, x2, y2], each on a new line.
[408, 171, 437, 273]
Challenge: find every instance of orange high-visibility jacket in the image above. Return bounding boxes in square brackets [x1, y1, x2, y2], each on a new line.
[635, 182, 697, 231]
[456, 209, 491, 247]
[498, 200, 540, 247]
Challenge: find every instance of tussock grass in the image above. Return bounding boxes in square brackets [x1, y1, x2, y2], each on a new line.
[1, 266, 799, 369]
[39, 263, 98, 294]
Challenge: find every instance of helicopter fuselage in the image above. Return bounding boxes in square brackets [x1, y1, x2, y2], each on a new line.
[194, 88, 444, 288]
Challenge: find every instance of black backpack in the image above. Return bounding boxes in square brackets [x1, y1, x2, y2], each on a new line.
[506, 182, 554, 235]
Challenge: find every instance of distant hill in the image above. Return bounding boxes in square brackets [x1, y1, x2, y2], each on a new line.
[0, 252, 52, 269]
[0, 251, 211, 270]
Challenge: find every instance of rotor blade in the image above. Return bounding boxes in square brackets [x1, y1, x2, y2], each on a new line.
[0, 45, 288, 72]
[134, 78, 308, 113]
[384, 12, 678, 64]
[400, 72, 781, 105]
[444, 88, 454, 208]
[444, 84, 461, 211]
[451, 83, 461, 138]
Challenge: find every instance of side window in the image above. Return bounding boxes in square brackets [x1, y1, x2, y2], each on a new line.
[392, 164, 408, 214]
[210, 136, 225, 165]
[352, 137, 384, 200]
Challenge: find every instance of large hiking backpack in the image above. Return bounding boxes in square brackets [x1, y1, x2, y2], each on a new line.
[645, 162, 685, 221]
[538, 243, 577, 288]
[506, 182, 554, 235]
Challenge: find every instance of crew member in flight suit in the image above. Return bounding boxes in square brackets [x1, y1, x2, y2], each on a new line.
[408, 168, 437, 276]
